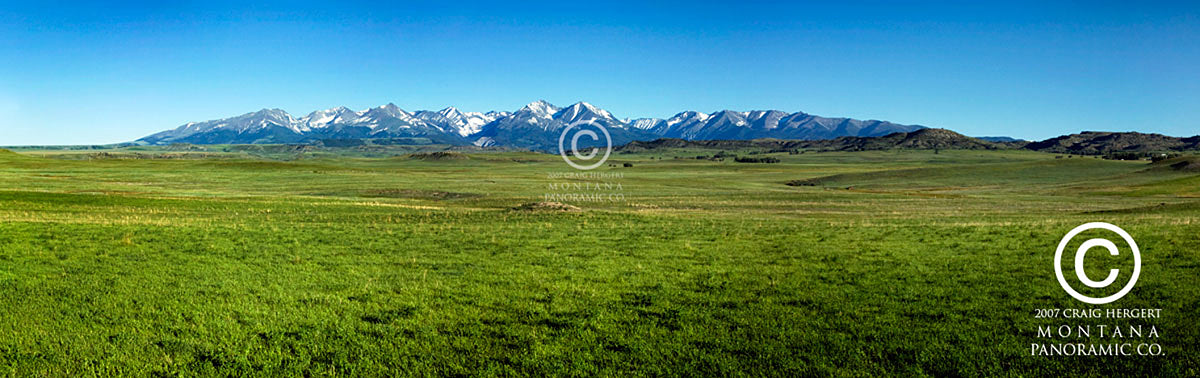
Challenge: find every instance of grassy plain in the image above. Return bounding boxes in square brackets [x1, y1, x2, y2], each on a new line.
[0, 147, 1197, 376]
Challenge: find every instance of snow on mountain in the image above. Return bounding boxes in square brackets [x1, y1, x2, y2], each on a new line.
[357, 103, 425, 129]
[516, 100, 560, 126]
[467, 100, 662, 151]
[659, 111, 712, 138]
[651, 108, 924, 140]
[628, 118, 665, 130]
[745, 110, 789, 130]
[660, 110, 749, 139]
[666, 111, 711, 127]
[458, 112, 496, 136]
[520, 100, 559, 118]
[222, 108, 299, 133]
[555, 102, 615, 123]
[414, 107, 500, 137]
[139, 108, 304, 144]
[472, 136, 497, 147]
[299, 106, 360, 130]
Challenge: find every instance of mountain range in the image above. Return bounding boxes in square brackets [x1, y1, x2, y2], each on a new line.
[138, 101, 927, 150]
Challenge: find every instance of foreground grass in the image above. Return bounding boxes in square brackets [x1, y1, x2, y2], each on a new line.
[0, 148, 1197, 376]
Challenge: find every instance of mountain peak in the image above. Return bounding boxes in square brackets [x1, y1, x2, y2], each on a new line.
[364, 103, 408, 117]
[253, 108, 288, 116]
[557, 101, 615, 122]
[520, 100, 559, 116]
[249, 108, 294, 124]
[306, 106, 353, 116]
[301, 106, 359, 129]
[564, 101, 602, 113]
[710, 110, 748, 125]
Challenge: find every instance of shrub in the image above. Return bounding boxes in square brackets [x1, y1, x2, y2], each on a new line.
[1151, 153, 1181, 163]
[734, 156, 780, 163]
[1105, 151, 1142, 161]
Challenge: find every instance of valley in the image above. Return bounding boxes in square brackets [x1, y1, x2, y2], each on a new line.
[0, 147, 1197, 375]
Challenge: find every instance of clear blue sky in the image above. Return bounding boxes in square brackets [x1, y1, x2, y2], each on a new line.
[1, 1, 1196, 145]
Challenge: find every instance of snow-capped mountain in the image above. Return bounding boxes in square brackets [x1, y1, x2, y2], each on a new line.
[413, 107, 501, 137]
[627, 118, 665, 131]
[746, 110, 789, 131]
[140, 108, 306, 145]
[137, 100, 927, 150]
[467, 101, 656, 151]
[521, 100, 559, 119]
[661, 111, 712, 136]
[555, 102, 618, 125]
[298, 106, 360, 130]
[509, 100, 560, 129]
[140, 104, 469, 145]
[354, 103, 449, 137]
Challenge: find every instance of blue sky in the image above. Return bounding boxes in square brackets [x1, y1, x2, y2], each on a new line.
[0, 1, 1196, 145]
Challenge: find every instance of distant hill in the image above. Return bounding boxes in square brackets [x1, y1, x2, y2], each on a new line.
[0, 148, 52, 168]
[619, 130, 1200, 155]
[619, 128, 1000, 152]
[1023, 131, 1200, 154]
[826, 128, 1002, 150]
[1145, 156, 1200, 172]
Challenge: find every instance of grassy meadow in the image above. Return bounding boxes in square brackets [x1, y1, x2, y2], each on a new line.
[0, 146, 1197, 376]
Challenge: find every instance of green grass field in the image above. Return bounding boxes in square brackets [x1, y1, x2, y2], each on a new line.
[0, 147, 1197, 376]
